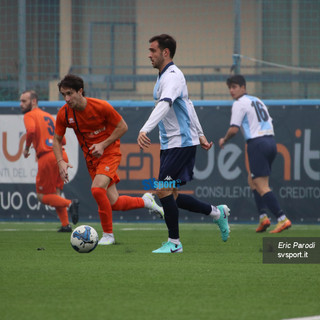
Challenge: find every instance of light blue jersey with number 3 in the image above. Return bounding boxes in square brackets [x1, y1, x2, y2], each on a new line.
[230, 94, 274, 141]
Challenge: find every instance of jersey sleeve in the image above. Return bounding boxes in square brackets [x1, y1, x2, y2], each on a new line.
[23, 113, 36, 148]
[158, 72, 182, 105]
[103, 101, 122, 127]
[230, 101, 246, 127]
[55, 106, 67, 137]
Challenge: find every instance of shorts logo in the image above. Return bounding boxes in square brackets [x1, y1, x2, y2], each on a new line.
[104, 166, 110, 172]
[68, 118, 75, 124]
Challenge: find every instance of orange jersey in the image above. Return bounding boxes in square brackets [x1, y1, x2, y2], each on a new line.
[23, 108, 59, 158]
[55, 97, 122, 162]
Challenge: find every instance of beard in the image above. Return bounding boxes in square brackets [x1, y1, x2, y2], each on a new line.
[21, 102, 32, 114]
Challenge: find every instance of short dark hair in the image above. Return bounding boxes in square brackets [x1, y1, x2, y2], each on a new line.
[226, 75, 246, 88]
[149, 34, 176, 58]
[58, 74, 86, 96]
[22, 90, 38, 103]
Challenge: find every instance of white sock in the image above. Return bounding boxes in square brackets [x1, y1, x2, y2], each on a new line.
[103, 232, 114, 238]
[259, 213, 268, 220]
[278, 215, 286, 222]
[169, 238, 180, 245]
[209, 205, 220, 220]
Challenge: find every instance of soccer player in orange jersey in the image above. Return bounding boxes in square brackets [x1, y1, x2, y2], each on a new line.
[53, 74, 163, 245]
[20, 90, 79, 232]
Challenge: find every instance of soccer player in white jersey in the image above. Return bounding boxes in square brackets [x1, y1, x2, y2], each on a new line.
[137, 34, 230, 253]
[219, 75, 291, 233]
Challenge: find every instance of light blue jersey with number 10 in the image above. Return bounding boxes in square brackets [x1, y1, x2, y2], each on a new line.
[230, 94, 274, 141]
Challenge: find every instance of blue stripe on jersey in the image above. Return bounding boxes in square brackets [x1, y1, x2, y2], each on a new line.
[260, 119, 272, 131]
[159, 120, 169, 149]
[153, 81, 160, 100]
[242, 114, 251, 140]
[173, 100, 192, 146]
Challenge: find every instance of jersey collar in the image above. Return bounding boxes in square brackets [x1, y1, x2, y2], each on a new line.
[159, 62, 174, 78]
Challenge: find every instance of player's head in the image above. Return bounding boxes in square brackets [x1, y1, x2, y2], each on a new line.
[20, 90, 38, 114]
[149, 34, 176, 58]
[58, 74, 86, 97]
[58, 74, 87, 109]
[148, 34, 176, 72]
[226, 75, 247, 100]
[226, 75, 246, 89]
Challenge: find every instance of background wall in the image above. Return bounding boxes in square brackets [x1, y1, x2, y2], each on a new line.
[0, 0, 319, 101]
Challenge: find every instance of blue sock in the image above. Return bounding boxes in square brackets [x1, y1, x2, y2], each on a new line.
[176, 194, 211, 215]
[262, 191, 283, 218]
[159, 194, 179, 239]
[252, 190, 268, 215]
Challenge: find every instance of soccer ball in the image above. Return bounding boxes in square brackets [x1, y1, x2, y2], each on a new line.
[70, 225, 99, 253]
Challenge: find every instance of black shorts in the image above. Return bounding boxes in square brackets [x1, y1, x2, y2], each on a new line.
[247, 136, 277, 179]
[158, 146, 196, 186]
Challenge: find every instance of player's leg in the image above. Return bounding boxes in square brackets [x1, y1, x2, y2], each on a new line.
[91, 174, 114, 245]
[152, 147, 197, 253]
[153, 187, 182, 253]
[37, 192, 71, 232]
[249, 137, 291, 233]
[248, 173, 270, 232]
[36, 151, 74, 231]
[175, 193, 230, 242]
[108, 183, 163, 218]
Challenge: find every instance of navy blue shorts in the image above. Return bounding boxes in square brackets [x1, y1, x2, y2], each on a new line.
[158, 146, 196, 186]
[247, 136, 277, 179]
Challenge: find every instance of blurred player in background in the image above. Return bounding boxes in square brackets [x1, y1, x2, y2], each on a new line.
[219, 75, 292, 233]
[20, 90, 79, 232]
[53, 74, 163, 246]
[137, 34, 230, 254]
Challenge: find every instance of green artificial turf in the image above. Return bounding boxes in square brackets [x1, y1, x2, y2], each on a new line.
[0, 222, 319, 320]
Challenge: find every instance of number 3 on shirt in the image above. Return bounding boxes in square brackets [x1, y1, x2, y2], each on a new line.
[44, 116, 55, 146]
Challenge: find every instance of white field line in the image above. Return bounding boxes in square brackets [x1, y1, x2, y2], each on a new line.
[283, 316, 320, 320]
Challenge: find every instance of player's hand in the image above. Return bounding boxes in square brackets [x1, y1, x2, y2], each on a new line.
[89, 143, 104, 158]
[23, 148, 30, 158]
[57, 160, 73, 183]
[137, 132, 151, 149]
[219, 138, 225, 149]
[199, 136, 213, 150]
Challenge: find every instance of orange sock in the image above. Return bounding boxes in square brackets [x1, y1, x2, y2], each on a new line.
[42, 194, 71, 208]
[56, 207, 70, 226]
[91, 187, 112, 233]
[111, 195, 144, 211]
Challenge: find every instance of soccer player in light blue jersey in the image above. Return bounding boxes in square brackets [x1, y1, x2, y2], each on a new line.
[219, 75, 291, 233]
[137, 34, 230, 253]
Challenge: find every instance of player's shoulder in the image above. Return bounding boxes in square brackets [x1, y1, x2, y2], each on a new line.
[86, 97, 113, 108]
[244, 94, 264, 104]
[167, 64, 183, 78]
[234, 94, 253, 106]
[56, 103, 68, 116]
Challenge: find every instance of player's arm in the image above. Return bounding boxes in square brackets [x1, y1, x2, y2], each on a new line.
[89, 118, 128, 158]
[218, 125, 239, 149]
[53, 133, 73, 182]
[137, 100, 171, 149]
[23, 116, 35, 158]
[189, 104, 213, 150]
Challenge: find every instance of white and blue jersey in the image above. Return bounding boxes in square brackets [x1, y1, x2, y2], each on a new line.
[153, 62, 203, 150]
[230, 94, 274, 141]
